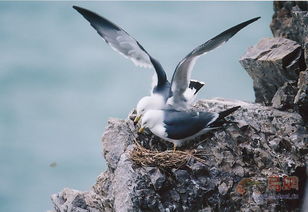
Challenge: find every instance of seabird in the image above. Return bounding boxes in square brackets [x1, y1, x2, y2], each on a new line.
[139, 106, 241, 151]
[73, 6, 204, 119]
[73, 6, 259, 123]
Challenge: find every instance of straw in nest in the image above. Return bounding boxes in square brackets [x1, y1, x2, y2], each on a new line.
[130, 141, 209, 169]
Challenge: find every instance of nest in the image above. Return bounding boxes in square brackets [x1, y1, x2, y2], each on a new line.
[130, 141, 209, 169]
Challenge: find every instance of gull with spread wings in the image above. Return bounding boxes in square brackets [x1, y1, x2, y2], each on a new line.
[73, 6, 259, 122]
[73, 6, 259, 150]
[73, 6, 204, 121]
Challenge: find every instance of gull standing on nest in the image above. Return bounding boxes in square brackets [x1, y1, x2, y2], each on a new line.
[73, 6, 259, 150]
[137, 17, 260, 150]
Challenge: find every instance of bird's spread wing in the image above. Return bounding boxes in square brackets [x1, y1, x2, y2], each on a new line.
[169, 17, 260, 107]
[73, 6, 153, 68]
[163, 110, 218, 139]
[73, 6, 168, 88]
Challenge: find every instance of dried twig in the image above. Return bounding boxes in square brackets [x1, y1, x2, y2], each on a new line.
[130, 140, 210, 169]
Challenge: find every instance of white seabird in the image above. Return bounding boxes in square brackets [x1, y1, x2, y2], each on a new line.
[73, 6, 259, 124]
[73, 6, 205, 119]
[139, 106, 241, 150]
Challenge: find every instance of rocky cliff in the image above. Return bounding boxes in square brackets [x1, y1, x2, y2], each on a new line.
[51, 2, 308, 211]
[240, 1, 308, 122]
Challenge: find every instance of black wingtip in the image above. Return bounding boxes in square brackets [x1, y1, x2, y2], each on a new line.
[189, 80, 205, 95]
[72, 5, 90, 17]
[72, 5, 82, 12]
[208, 16, 261, 45]
[72, 5, 95, 17]
[246, 16, 261, 24]
[254, 16, 261, 21]
[234, 16, 261, 31]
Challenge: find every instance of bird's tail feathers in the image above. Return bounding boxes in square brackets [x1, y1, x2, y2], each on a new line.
[218, 106, 241, 120]
[207, 106, 240, 128]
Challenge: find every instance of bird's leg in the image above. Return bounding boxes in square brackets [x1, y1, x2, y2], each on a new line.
[173, 144, 176, 152]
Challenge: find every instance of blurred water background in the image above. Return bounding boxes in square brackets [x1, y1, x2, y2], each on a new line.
[0, 1, 273, 212]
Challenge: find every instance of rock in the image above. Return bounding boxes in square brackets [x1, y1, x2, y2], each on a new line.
[233, 165, 245, 177]
[294, 70, 308, 121]
[270, 1, 308, 74]
[51, 98, 307, 212]
[145, 167, 166, 191]
[305, 43, 308, 66]
[271, 81, 298, 110]
[252, 190, 264, 205]
[270, 1, 308, 46]
[239, 37, 305, 105]
[218, 182, 229, 196]
[172, 169, 191, 184]
[270, 1, 308, 118]
[241, 2, 308, 109]
[186, 160, 209, 176]
[51, 188, 104, 212]
[101, 119, 135, 170]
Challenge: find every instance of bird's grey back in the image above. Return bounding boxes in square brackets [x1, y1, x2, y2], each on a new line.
[163, 109, 217, 139]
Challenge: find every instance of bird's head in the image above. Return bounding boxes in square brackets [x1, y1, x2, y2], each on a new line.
[138, 109, 163, 133]
[134, 95, 164, 124]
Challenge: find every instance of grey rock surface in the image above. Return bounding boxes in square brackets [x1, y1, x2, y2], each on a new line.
[51, 99, 307, 212]
[294, 70, 308, 121]
[271, 81, 298, 110]
[270, 1, 308, 47]
[239, 37, 305, 105]
[239, 2, 308, 122]
[51, 188, 104, 212]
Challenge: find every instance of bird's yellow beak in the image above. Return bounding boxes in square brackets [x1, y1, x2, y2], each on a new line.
[134, 115, 141, 124]
[138, 127, 145, 133]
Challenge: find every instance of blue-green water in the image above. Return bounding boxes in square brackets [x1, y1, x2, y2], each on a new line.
[0, 2, 273, 211]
